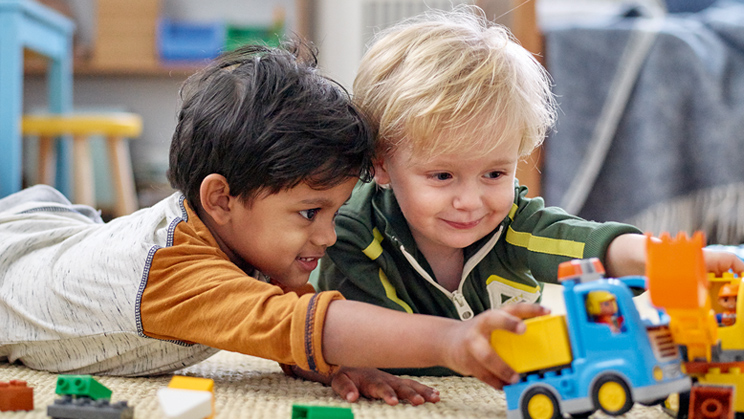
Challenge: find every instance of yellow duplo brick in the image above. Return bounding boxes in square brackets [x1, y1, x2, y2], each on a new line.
[166, 376, 215, 419]
[168, 376, 214, 392]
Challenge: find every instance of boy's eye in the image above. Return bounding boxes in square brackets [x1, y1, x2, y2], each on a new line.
[432, 173, 452, 181]
[486, 171, 504, 179]
[299, 208, 320, 220]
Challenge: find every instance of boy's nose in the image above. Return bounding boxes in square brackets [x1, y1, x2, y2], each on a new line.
[452, 183, 482, 210]
[312, 222, 338, 247]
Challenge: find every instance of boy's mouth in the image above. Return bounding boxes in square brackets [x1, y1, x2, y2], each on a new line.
[444, 218, 481, 229]
[297, 256, 320, 271]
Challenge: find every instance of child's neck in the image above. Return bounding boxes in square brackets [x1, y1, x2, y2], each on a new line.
[417, 242, 464, 293]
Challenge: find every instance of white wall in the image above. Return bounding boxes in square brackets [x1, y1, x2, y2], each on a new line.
[314, 0, 482, 92]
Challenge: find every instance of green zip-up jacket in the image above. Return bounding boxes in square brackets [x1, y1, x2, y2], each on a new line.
[318, 181, 641, 375]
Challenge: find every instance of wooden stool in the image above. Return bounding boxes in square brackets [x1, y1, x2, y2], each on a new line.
[22, 112, 143, 217]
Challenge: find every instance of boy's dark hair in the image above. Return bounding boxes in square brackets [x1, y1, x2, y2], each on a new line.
[168, 38, 375, 209]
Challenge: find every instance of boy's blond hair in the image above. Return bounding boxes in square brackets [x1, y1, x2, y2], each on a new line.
[353, 5, 556, 161]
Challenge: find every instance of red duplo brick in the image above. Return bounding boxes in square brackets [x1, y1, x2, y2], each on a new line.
[0, 380, 34, 411]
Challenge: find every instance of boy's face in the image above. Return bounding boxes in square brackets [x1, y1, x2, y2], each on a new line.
[375, 135, 520, 257]
[220, 178, 357, 289]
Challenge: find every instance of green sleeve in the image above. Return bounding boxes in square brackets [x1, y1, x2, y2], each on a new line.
[505, 185, 642, 283]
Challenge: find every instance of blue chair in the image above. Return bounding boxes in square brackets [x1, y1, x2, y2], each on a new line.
[0, 0, 74, 198]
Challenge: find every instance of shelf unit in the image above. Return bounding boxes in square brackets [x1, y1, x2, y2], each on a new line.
[26, 0, 311, 77]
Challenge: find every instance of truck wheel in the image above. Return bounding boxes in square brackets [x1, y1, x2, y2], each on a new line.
[521, 387, 561, 419]
[592, 375, 633, 416]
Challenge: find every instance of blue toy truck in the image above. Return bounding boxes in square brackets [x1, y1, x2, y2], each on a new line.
[492, 258, 691, 419]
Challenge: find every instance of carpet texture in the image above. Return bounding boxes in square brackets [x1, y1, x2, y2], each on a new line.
[0, 350, 673, 418]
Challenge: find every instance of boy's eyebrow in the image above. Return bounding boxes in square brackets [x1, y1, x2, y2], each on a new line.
[423, 156, 518, 167]
[299, 197, 336, 207]
[490, 157, 519, 166]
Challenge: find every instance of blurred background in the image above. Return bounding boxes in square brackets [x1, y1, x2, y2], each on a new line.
[17, 0, 744, 245]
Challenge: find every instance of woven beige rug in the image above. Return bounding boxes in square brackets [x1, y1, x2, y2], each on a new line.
[0, 350, 674, 419]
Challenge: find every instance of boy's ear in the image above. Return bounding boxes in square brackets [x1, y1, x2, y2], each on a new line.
[200, 174, 233, 225]
[373, 158, 391, 185]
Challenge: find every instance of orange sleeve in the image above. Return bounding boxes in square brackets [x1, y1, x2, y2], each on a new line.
[140, 205, 343, 375]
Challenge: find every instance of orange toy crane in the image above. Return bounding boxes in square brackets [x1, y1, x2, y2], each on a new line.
[646, 232, 719, 362]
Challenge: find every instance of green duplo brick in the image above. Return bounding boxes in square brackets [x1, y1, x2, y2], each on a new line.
[292, 404, 354, 419]
[55, 375, 112, 400]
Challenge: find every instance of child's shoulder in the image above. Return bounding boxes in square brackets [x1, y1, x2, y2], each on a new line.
[339, 181, 377, 217]
[335, 181, 385, 239]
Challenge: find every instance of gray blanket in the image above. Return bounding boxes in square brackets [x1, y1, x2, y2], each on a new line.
[542, 0, 744, 244]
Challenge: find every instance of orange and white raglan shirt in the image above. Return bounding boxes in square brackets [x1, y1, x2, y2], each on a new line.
[0, 185, 342, 376]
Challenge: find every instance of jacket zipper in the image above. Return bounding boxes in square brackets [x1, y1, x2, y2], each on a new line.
[397, 226, 503, 321]
[452, 290, 474, 320]
[399, 246, 473, 320]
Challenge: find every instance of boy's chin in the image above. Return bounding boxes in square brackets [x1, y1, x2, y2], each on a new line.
[441, 236, 481, 250]
[273, 274, 311, 291]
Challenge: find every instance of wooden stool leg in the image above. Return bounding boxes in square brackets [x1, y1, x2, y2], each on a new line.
[107, 136, 138, 216]
[37, 135, 56, 186]
[72, 135, 95, 207]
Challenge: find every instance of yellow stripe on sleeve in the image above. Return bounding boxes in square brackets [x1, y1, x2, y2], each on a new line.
[505, 226, 585, 259]
[378, 269, 413, 313]
[362, 228, 384, 260]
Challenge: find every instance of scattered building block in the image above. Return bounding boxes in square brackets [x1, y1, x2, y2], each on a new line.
[167, 376, 214, 392]
[0, 379, 33, 411]
[47, 395, 133, 419]
[55, 375, 112, 400]
[689, 385, 734, 419]
[158, 388, 213, 419]
[292, 404, 354, 419]
[167, 375, 215, 418]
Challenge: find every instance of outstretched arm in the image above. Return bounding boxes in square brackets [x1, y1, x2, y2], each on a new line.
[605, 233, 744, 278]
[321, 301, 549, 390]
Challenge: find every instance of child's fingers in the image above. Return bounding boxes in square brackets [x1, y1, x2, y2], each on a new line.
[473, 370, 512, 390]
[476, 309, 525, 335]
[458, 309, 522, 386]
[389, 379, 439, 405]
[392, 384, 426, 405]
[470, 329, 519, 386]
[400, 379, 440, 404]
[501, 303, 550, 320]
[703, 249, 744, 275]
[330, 372, 360, 402]
[359, 380, 399, 405]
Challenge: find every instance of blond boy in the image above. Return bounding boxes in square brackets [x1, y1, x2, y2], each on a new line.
[318, 7, 744, 375]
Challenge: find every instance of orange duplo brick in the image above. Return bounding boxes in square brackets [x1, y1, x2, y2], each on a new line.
[0, 379, 34, 411]
[689, 385, 734, 419]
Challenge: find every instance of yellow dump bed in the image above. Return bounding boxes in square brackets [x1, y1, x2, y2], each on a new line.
[491, 314, 573, 374]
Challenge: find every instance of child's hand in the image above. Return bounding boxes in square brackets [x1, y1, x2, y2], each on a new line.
[329, 367, 440, 405]
[442, 303, 549, 390]
[703, 248, 744, 276]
